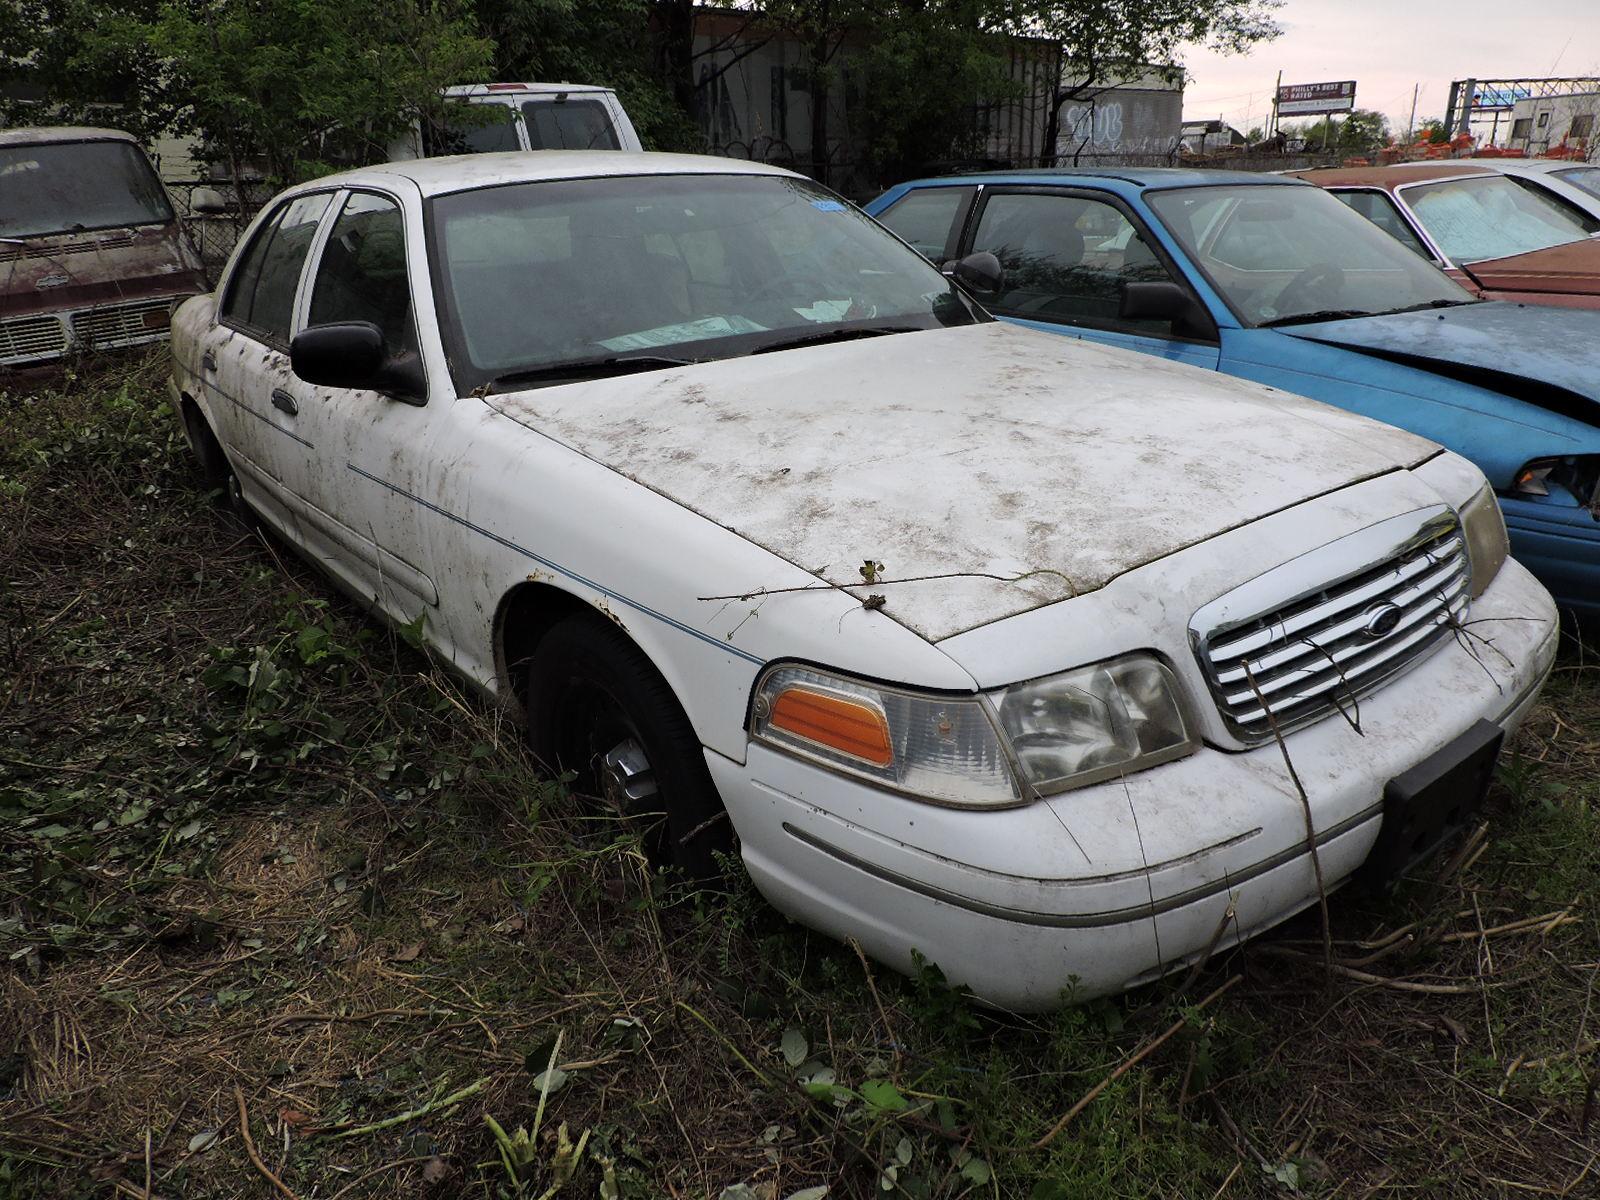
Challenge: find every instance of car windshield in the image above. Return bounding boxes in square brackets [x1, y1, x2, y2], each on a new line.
[1553, 166, 1600, 201]
[1145, 183, 1471, 327]
[429, 173, 979, 389]
[1401, 174, 1598, 263]
[0, 140, 173, 239]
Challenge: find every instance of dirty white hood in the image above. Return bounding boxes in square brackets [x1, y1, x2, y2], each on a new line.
[487, 322, 1437, 641]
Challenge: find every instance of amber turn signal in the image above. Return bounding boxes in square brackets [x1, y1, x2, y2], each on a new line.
[768, 686, 894, 767]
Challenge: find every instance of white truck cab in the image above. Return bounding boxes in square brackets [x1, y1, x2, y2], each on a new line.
[388, 83, 643, 160]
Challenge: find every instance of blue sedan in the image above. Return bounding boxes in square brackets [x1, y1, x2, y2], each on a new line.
[866, 169, 1600, 618]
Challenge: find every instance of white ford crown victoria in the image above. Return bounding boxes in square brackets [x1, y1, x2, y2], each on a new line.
[169, 153, 1559, 1011]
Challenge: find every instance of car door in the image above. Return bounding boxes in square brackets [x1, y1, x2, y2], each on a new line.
[203, 191, 334, 540]
[276, 187, 441, 623]
[961, 187, 1221, 369]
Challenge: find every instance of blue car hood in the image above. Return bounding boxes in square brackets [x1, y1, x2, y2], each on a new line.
[1279, 302, 1600, 426]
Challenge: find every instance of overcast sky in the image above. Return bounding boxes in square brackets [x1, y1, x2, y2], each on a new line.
[1179, 0, 1600, 135]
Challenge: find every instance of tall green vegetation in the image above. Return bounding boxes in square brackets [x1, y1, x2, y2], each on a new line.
[1, 0, 1283, 187]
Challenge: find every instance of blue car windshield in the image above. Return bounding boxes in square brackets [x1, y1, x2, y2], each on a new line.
[1147, 184, 1472, 327]
[428, 173, 979, 391]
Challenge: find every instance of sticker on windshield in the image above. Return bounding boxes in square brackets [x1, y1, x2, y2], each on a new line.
[811, 199, 847, 212]
[598, 315, 768, 352]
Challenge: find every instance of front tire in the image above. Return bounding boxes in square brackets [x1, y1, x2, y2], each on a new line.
[525, 615, 730, 879]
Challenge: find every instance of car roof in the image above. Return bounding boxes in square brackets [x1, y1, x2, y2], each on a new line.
[1467, 158, 1597, 175]
[294, 150, 799, 198]
[0, 126, 140, 148]
[442, 82, 614, 97]
[894, 166, 1311, 191]
[1289, 163, 1495, 188]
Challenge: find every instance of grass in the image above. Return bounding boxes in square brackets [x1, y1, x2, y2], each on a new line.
[2, 350, 1599, 1199]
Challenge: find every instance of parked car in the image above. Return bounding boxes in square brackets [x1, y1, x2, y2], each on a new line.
[1453, 158, 1600, 222]
[1, 126, 208, 371]
[1287, 162, 1600, 309]
[169, 152, 1558, 1011]
[866, 168, 1600, 618]
[387, 82, 643, 159]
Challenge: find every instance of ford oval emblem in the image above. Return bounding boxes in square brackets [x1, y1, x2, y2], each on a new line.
[1361, 602, 1404, 640]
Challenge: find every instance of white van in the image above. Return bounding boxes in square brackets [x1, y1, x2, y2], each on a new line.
[388, 83, 643, 160]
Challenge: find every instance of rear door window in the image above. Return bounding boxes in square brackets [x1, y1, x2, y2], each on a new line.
[220, 193, 332, 345]
[521, 99, 620, 149]
[875, 187, 975, 261]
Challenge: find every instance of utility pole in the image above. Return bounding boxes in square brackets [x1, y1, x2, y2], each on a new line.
[1406, 83, 1419, 143]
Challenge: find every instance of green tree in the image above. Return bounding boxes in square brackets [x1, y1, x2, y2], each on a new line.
[1336, 107, 1389, 154]
[474, 0, 699, 149]
[1416, 117, 1451, 144]
[0, 0, 178, 141]
[2, 1, 492, 187]
[147, 0, 493, 187]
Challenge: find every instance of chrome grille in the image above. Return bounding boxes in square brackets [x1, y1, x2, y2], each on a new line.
[0, 314, 69, 362]
[70, 298, 172, 348]
[1193, 509, 1469, 742]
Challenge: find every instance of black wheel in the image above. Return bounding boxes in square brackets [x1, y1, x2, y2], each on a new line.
[182, 403, 247, 516]
[526, 615, 730, 879]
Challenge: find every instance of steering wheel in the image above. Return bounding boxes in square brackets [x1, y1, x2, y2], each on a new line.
[1275, 262, 1346, 313]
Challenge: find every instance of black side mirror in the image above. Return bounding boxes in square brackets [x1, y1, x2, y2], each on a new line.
[290, 321, 426, 403]
[1119, 281, 1217, 341]
[944, 251, 1004, 296]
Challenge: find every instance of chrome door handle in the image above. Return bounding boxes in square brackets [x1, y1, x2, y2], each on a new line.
[201, 349, 217, 371]
[270, 388, 298, 416]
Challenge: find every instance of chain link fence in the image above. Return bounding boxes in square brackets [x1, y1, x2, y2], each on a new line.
[165, 181, 269, 284]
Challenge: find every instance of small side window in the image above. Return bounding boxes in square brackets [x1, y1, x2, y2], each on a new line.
[876, 187, 974, 262]
[221, 193, 331, 345]
[1333, 191, 1433, 260]
[308, 193, 415, 353]
[220, 205, 285, 327]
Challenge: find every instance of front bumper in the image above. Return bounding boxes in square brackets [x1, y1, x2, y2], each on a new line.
[1503, 495, 1600, 619]
[710, 558, 1559, 1011]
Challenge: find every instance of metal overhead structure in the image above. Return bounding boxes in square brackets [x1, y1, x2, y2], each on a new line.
[1445, 77, 1600, 135]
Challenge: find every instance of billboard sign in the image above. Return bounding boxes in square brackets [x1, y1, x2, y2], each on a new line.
[1474, 85, 1531, 112]
[1276, 81, 1357, 116]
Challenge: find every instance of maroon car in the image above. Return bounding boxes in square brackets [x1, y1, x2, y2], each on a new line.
[1, 127, 208, 371]
[1291, 162, 1600, 311]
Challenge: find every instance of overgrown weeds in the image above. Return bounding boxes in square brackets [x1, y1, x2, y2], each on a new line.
[2, 352, 1599, 1198]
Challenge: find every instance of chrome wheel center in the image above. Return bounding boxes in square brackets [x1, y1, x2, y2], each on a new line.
[600, 738, 657, 811]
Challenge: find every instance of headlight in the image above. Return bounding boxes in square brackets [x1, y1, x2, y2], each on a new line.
[1513, 455, 1600, 518]
[993, 654, 1197, 794]
[750, 665, 1022, 808]
[749, 654, 1199, 807]
[1460, 483, 1509, 598]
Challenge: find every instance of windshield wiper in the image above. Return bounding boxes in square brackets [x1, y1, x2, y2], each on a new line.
[485, 354, 694, 391]
[749, 325, 921, 355]
[1376, 298, 1479, 316]
[1258, 309, 1375, 328]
